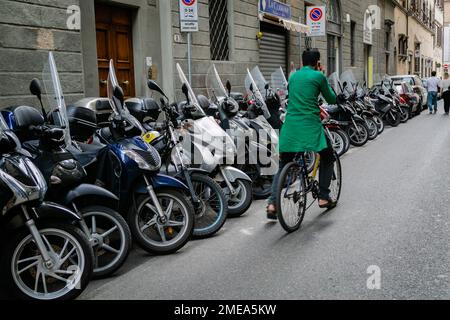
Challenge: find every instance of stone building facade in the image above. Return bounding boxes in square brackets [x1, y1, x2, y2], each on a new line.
[1, 0, 416, 108]
[392, 0, 443, 78]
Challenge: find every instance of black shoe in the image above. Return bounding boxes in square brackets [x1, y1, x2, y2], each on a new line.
[318, 198, 337, 209]
[266, 205, 278, 220]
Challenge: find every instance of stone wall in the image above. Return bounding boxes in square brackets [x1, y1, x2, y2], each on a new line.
[0, 0, 84, 108]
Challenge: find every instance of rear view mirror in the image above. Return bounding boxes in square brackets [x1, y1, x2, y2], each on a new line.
[249, 83, 254, 92]
[342, 81, 348, 89]
[226, 80, 232, 95]
[181, 83, 190, 104]
[30, 78, 42, 98]
[113, 86, 124, 104]
[264, 83, 269, 90]
[147, 80, 168, 100]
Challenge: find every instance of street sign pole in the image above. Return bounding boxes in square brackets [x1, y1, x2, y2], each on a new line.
[187, 32, 192, 84]
[179, 0, 198, 85]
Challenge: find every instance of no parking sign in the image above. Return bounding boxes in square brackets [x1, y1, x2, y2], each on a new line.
[306, 6, 326, 37]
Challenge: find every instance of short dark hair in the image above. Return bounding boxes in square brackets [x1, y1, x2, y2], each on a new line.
[431, 71, 437, 77]
[302, 50, 320, 67]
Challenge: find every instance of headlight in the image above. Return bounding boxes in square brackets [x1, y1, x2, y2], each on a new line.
[124, 149, 159, 171]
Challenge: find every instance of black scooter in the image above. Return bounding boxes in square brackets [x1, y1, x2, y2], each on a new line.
[3, 78, 131, 278]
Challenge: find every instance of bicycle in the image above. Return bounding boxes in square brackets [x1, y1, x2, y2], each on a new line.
[275, 147, 342, 233]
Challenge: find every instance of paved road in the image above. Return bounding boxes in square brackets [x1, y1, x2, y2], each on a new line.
[81, 108, 450, 300]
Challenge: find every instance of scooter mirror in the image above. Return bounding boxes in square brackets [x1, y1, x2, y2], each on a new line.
[113, 86, 124, 104]
[249, 83, 254, 92]
[342, 81, 348, 89]
[181, 83, 190, 104]
[147, 80, 168, 100]
[264, 83, 269, 90]
[29, 78, 42, 98]
[226, 80, 232, 95]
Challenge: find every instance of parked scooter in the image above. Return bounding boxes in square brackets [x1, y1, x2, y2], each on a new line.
[341, 70, 379, 140]
[173, 63, 253, 217]
[205, 64, 279, 201]
[69, 60, 195, 254]
[126, 79, 230, 236]
[2, 53, 132, 277]
[0, 113, 93, 300]
[325, 72, 370, 147]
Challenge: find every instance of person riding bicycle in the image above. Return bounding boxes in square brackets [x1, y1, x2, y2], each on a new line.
[266, 50, 344, 219]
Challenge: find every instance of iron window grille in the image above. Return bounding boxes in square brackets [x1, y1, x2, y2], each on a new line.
[209, 0, 230, 61]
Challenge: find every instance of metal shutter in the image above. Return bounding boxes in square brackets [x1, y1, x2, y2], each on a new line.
[259, 28, 287, 80]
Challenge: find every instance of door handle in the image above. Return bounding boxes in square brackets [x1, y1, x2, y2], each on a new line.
[100, 79, 107, 85]
[122, 80, 130, 86]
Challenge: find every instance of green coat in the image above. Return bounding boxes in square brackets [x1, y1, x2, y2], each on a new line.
[279, 66, 337, 153]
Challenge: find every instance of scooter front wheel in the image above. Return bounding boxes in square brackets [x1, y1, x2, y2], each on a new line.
[0, 222, 93, 300]
[190, 173, 228, 238]
[224, 179, 253, 217]
[80, 206, 131, 278]
[129, 189, 194, 255]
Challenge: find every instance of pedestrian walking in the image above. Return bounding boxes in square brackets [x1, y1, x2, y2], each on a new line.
[440, 73, 450, 115]
[426, 71, 441, 114]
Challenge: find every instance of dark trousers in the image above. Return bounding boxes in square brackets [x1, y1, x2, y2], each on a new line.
[443, 91, 450, 114]
[268, 139, 336, 205]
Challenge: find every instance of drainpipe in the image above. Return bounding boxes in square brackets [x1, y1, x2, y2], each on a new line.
[159, 0, 175, 101]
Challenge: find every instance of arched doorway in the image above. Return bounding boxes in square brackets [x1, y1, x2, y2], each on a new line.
[326, 0, 342, 75]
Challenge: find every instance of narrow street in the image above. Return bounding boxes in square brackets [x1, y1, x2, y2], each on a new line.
[80, 109, 450, 300]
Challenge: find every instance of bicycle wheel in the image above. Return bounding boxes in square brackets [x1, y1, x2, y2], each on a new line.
[276, 162, 307, 233]
[329, 152, 342, 203]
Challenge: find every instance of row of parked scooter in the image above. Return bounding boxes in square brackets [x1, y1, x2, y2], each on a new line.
[0, 52, 416, 300]
[318, 70, 421, 157]
[0, 52, 284, 300]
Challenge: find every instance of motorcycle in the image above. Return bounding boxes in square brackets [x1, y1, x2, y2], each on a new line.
[69, 60, 195, 254]
[325, 73, 370, 147]
[2, 52, 132, 278]
[0, 113, 93, 300]
[370, 76, 402, 127]
[341, 70, 379, 140]
[126, 79, 230, 237]
[202, 65, 279, 200]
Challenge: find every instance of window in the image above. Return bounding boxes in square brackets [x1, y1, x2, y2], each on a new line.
[350, 21, 356, 66]
[327, 35, 337, 75]
[386, 54, 389, 74]
[326, 0, 341, 24]
[209, 0, 229, 61]
[414, 43, 420, 74]
[385, 31, 390, 51]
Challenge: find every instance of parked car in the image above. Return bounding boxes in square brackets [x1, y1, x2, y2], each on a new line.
[390, 75, 428, 109]
[394, 81, 421, 116]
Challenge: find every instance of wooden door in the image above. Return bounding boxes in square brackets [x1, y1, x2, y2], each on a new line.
[95, 4, 135, 98]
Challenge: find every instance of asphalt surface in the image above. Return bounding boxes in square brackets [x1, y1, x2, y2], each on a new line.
[79, 106, 450, 300]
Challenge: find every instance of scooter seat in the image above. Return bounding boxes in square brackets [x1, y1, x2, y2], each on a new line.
[325, 104, 340, 114]
[98, 127, 113, 142]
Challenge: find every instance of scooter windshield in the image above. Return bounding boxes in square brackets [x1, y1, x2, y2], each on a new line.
[270, 67, 288, 100]
[340, 70, 364, 97]
[249, 66, 268, 93]
[42, 52, 71, 145]
[107, 60, 146, 132]
[176, 63, 205, 116]
[206, 64, 228, 101]
[245, 68, 271, 119]
[107, 59, 122, 115]
[328, 72, 342, 95]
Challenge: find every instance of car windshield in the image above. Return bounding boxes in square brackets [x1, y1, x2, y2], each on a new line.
[391, 77, 414, 86]
[42, 52, 71, 145]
